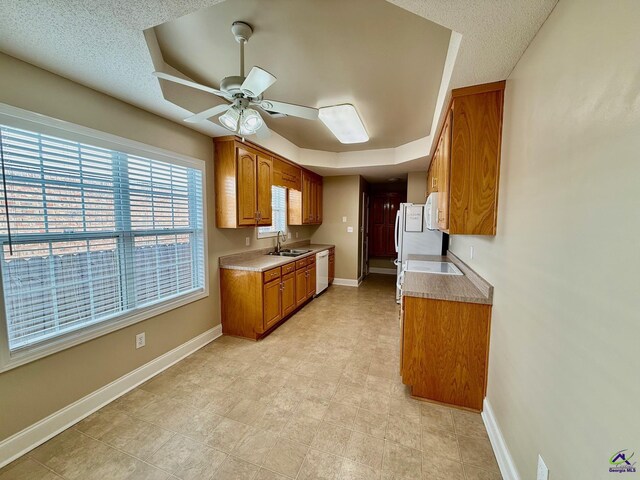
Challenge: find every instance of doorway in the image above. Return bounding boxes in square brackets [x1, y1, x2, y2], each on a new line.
[368, 181, 407, 274]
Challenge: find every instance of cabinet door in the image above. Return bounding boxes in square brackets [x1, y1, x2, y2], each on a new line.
[295, 267, 308, 307]
[315, 178, 323, 223]
[263, 278, 281, 329]
[302, 172, 312, 225]
[281, 272, 296, 316]
[437, 111, 452, 231]
[306, 264, 316, 298]
[309, 178, 317, 224]
[256, 154, 273, 226]
[237, 148, 257, 226]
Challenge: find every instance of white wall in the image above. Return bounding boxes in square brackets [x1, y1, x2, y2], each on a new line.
[449, 1, 640, 478]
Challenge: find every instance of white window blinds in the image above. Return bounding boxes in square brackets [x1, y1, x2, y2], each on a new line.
[258, 186, 287, 238]
[0, 125, 205, 352]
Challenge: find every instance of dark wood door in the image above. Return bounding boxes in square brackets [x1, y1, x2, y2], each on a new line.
[385, 194, 402, 256]
[236, 148, 257, 226]
[369, 195, 386, 256]
[369, 193, 404, 257]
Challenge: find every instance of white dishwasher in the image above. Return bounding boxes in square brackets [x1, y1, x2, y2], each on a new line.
[316, 250, 329, 295]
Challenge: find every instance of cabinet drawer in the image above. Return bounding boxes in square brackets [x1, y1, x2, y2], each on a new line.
[263, 267, 281, 283]
[282, 262, 295, 275]
[296, 258, 308, 269]
[306, 256, 316, 265]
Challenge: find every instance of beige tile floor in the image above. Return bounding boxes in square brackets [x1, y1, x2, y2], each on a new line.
[0, 274, 502, 480]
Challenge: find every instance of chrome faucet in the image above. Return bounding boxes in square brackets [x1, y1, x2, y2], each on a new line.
[275, 230, 286, 254]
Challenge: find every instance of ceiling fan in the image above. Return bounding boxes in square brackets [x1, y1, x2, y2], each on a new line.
[153, 21, 319, 138]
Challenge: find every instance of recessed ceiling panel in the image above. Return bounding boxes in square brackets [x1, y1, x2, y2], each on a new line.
[152, 0, 451, 152]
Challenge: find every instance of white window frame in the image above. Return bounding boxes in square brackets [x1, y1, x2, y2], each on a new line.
[257, 185, 288, 239]
[0, 103, 209, 373]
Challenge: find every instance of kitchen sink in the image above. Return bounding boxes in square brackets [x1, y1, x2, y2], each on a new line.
[267, 249, 312, 257]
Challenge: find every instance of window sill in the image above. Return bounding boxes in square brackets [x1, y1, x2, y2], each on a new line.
[0, 288, 209, 373]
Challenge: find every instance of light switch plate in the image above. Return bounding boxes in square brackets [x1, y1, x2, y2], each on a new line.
[347, 226, 354, 233]
[537, 455, 549, 480]
[342, 216, 347, 223]
[245, 237, 250, 246]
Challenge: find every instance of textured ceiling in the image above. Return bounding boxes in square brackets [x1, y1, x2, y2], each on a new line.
[152, 0, 451, 152]
[0, 0, 557, 175]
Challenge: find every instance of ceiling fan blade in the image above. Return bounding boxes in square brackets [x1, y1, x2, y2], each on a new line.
[241, 67, 277, 97]
[259, 100, 319, 120]
[255, 121, 271, 140]
[153, 71, 224, 97]
[184, 104, 230, 123]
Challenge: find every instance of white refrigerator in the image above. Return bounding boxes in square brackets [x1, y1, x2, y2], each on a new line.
[394, 203, 444, 302]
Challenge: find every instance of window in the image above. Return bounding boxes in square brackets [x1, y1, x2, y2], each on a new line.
[257, 185, 287, 238]
[0, 123, 206, 364]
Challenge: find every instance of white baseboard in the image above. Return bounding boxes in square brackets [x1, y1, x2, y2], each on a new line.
[482, 398, 520, 480]
[332, 278, 360, 287]
[368, 267, 396, 275]
[0, 325, 222, 468]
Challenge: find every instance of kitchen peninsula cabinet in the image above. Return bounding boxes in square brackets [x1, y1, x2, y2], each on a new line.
[219, 248, 329, 340]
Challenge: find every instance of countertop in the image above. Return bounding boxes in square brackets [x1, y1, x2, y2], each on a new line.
[219, 243, 334, 272]
[402, 253, 493, 305]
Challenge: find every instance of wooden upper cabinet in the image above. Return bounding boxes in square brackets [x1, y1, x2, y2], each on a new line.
[289, 170, 323, 226]
[214, 137, 321, 228]
[437, 111, 452, 231]
[273, 157, 301, 191]
[428, 81, 505, 235]
[236, 148, 258, 226]
[256, 154, 273, 226]
[315, 176, 323, 224]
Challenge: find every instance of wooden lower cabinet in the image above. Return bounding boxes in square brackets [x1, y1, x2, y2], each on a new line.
[295, 266, 308, 307]
[263, 278, 282, 329]
[220, 250, 333, 340]
[401, 295, 491, 411]
[306, 261, 316, 298]
[281, 272, 296, 316]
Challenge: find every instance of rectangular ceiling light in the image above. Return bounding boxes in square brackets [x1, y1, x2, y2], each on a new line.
[318, 104, 369, 144]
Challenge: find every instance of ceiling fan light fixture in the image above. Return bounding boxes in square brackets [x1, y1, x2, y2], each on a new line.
[318, 104, 369, 144]
[239, 108, 264, 134]
[219, 106, 240, 131]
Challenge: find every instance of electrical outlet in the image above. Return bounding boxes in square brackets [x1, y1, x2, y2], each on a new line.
[135, 332, 145, 349]
[287, 232, 291, 239]
[295, 232, 299, 238]
[245, 237, 250, 246]
[470, 245, 474, 259]
[347, 226, 354, 233]
[537, 455, 549, 480]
